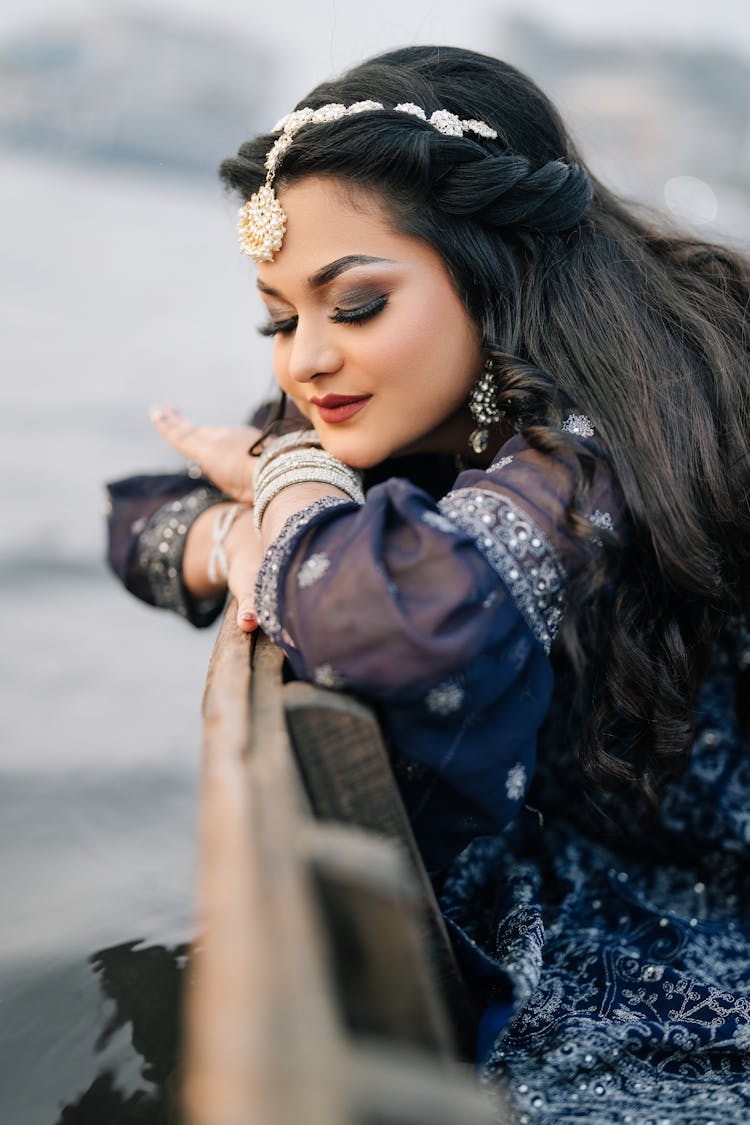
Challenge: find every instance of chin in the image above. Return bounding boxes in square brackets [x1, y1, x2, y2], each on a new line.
[315, 433, 385, 471]
[328, 447, 382, 471]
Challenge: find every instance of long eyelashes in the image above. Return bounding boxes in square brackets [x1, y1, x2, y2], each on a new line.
[258, 316, 296, 338]
[258, 294, 388, 337]
[331, 295, 388, 324]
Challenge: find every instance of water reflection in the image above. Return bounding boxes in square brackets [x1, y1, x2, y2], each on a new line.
[55, 940, 188, 1125]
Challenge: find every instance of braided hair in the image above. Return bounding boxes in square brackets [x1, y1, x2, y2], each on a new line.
[220, 46, 750, 815]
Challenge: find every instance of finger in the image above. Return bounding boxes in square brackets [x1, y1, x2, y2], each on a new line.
[237, 596, 258, 633]
[149, 405, 206, 463]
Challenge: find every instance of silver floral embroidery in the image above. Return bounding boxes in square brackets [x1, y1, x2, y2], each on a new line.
[506, 761, 527, 801]
[297, 552, 330, 588]
[561, 413, 595, 438]
[314, 663, 346, 689]
[589, 509, 614, 532]
[137, 486, 223, 618]
[438, 488, 566, 653]
[588, 509, 615, 548]
[487, 455, 514, 473]
[421, 510, 457, 534]
[255, 496, 357, 641]
[425, 680, 465, 716]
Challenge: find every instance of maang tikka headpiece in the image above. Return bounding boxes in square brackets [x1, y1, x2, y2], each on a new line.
[237, 101, 498, 263]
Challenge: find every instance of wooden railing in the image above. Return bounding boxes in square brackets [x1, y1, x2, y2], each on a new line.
[182, 608, 507, 1125]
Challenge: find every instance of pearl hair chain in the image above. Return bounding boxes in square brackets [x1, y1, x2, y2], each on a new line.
[238, 100, 498, 263]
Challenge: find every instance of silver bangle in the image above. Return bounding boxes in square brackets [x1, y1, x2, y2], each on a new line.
[207, 503, 249, 584]
[255, 441, 359, 500]
[254, 429, 321, 479]
[254, 447, 364, 530]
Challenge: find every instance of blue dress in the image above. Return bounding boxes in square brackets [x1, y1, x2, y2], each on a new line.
[107, 415, 750, 1124]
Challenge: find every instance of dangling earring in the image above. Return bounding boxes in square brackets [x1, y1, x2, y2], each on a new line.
[468, 357, 503, 454]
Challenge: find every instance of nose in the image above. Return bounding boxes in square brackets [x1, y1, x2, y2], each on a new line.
[285, 317, 343, 384]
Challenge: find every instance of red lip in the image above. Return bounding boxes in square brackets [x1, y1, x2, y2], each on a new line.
[310, 394, 371, 424]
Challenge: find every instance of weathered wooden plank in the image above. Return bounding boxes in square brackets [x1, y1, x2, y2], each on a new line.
[244, 634, 350, 1124]
[184, 611, 279, 1125]
[301, 820, 454, 1055]
[284, 682, 477, 1053]
[349, 1046, 505, 1124]
[184, 616, 349, 1125]
[184, 618, 502, 1125]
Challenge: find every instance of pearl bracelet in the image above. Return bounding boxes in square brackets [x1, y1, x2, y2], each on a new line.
[254, 428, 322, 478]
[207, 503, 250, 584]
[254, 445, 364, 530]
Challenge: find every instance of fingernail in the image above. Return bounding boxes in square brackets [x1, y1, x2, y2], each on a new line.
[239, 611, 256, 622]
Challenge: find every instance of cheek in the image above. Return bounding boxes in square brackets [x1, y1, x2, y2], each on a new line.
[272, 342, 297, 399]
[385, 297, 479, 407]
[376, 292, 463, 376]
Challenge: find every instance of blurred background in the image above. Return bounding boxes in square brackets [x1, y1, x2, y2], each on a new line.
[1, 1, 748, 1121]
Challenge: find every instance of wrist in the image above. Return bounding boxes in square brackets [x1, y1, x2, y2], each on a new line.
[183, 502, 249, 598]
[253, 443, 363, 530]
[207, 502, 250, 585]
[260, 481, 350, 546]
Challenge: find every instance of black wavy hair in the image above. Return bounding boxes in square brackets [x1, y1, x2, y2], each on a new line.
[220, 46, 750, 811]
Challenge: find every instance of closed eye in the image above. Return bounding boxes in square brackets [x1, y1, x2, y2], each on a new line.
[331, 295, 388, 324]
[258, 315, 298, 337]
[258, 294, 388, 337]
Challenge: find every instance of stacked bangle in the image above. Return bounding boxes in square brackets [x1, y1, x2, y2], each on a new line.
[253, 431, 364, 530]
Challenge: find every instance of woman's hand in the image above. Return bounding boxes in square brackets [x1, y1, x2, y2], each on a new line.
[150, 405, 262, 504]
[224, 507, 264, 632]
[183, 503, 263, 632]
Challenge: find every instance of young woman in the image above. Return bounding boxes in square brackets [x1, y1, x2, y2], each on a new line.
[107, 46, 750, 1123]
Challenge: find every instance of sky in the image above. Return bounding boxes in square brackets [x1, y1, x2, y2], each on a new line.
[2, 0, 749, 94]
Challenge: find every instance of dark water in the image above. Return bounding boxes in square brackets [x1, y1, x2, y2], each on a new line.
[0, 151, 272, 1123]
[0, 581, 205, 1124]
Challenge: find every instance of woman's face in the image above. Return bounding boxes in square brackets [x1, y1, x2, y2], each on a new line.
[256, 176, 484, 469]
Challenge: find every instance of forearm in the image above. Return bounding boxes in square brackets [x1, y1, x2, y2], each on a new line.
[260, 483, 350, 551]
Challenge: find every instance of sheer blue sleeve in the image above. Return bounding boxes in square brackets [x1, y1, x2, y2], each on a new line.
[256, 420, 620, 871]
[103, 399, 309, 625]
[105, 473, 227, 626]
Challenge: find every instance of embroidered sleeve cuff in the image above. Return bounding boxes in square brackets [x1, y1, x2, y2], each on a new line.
[137, 486, 226, 625]
[255, 496, 361, 641]
[438, 487, 566, 653]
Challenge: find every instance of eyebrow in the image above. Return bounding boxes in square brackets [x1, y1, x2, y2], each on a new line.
[256, 254, 395, 297]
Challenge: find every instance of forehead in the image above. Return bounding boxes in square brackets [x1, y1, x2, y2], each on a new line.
[257, 176, 410, 284]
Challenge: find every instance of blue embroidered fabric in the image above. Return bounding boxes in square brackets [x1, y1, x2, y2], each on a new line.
[107, 420, 750, 1122]
[438, 625, 750, 1124]
[254, 429, 616, 872]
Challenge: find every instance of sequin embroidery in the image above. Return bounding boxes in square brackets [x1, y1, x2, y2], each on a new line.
[255, 496, 358, 640]
[487, 456, 514, 473]
[314, 663, 346, 689]
[425, 680, 465, 716]
[438, 488, 566, 653]
[297, 552, 331, 588]
[137, 487, 223, 618]
[505, 762, 528, 800]
[561, 414, 595, 438]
